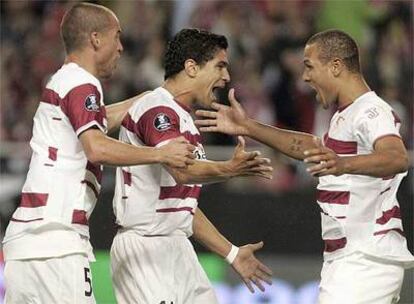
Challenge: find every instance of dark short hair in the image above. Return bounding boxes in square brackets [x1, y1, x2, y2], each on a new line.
[60, 2, 114, 53]
[306, 29, 361, 73]
[164, 28, 228, 80]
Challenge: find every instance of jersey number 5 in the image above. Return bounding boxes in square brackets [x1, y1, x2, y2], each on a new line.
[84, 267, 93, 297]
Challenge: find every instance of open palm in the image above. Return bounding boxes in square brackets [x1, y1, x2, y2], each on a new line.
[195, 88, 250, 136]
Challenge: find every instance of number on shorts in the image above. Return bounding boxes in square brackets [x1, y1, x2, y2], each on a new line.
[84, 267, 93, 297]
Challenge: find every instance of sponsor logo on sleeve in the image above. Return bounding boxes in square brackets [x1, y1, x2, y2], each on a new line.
[365, 107, 379, 119]
[84, 94, 100, 112]
[154, 113, 172, 131]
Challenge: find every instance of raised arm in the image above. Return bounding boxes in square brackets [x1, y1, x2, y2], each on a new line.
[195, 89, 317, 160]
[105, 91, 151, 134]
[192, 208, 272, 293]
[165, 136, 273, 184]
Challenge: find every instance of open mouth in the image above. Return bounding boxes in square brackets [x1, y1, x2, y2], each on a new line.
[210, 84, 225, 101]
[210, 86, 219, 100]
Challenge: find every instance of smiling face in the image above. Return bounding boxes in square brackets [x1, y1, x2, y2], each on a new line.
[302, 43, 338, 109]
[96, 13, 123, 79]
[193, 48, 230, 108]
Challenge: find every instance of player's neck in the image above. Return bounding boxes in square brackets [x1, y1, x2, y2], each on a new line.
[163, 78, 195, 109]
[64, 51, 98, 78]
[337, 74, 371, 108]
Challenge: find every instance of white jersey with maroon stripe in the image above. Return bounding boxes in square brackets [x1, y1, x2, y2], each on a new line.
[3, 63, 107, 260]
[113, 87, 204, 237]
[317, 91, 414, 266]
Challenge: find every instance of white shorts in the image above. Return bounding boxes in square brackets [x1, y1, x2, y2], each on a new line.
[4, 253, 96, 304]
[111, 231, 218, 304]
[319, 252, 404, 304]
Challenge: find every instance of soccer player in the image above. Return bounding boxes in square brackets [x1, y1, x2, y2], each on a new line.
[196, 29, 414, 303]
[3, 3, 195, 303]
[110, 28, 274, 304]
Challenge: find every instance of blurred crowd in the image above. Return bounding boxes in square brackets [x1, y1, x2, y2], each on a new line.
[1, 0, 413, 191]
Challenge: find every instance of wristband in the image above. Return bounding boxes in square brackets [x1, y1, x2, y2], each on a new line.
[225, 245, 239, 264]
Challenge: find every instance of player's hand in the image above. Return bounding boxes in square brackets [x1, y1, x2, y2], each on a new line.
[227, 136, 273, 179]
[232, 241, 273, 293]
[195, 88, 250, 136]
[304, 137, 345, 176]
[158, 136, 195, 168]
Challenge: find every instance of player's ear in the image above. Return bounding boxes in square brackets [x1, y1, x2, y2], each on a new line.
[90, 31, 100, 50]
[331, 58, 343, 77]
[184, 59, 198, 78]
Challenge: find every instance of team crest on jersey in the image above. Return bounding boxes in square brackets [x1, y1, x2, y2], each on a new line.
[84, 94, 100, 112]
[154, 113, 172, 131]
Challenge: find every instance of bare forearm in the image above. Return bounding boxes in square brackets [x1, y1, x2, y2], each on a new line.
[192, 208, 231, 258]
[170, 160, 234, 184]
[340, 151, 408, 177]
[246, 119, 316, 160]
[85, 135, 161, 166]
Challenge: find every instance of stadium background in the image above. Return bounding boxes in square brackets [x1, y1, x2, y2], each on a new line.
[0, 0, 412, 303]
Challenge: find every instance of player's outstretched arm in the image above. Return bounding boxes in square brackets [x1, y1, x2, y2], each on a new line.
[304, 136, 409, 177]
[165, 136, 273, 184]
[195, 88, 317, 160]
[192, 208, 272, 293]
[105, 91, 151, 134]
[80, 129, 195, 168]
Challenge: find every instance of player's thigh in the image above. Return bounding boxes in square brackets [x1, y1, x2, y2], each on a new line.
[4, 260, 35, 304]
[5, 255, 95, 304]
[63, 254, 96, 304]
[319, 253, 404, 304]
[111, 233, 176, 303]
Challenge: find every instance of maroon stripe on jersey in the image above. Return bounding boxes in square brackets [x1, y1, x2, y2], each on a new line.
[41, 88, 60, 106]
[382, 175, 395, 180]
[156, 207, 194, 215]
[159, 185, 201, 200]
[86, 162, 102, 183]
[136, 106, 181, 146]
[81, 180, 99, 198]
[181, 131, 202, 145]
[376, 206, 401, 225]
[122, 113, 136, 133]
[72, 210, 88, 225]
[392, 111, 401, 125]
[48, 147, 58, 161]
[324, 237, 347, 252]
[324, 136, 357, 154]
[122, 170, 131, 186]
[59, 84, 105, 134]
[374, 228, 404, 237]
[317, 190, 350, 205]
[10, 217, 44, 223]
[20, 193, 48, 208]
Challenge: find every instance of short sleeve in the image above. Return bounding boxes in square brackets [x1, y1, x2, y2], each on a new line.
[60, 84, 107, 136]
[135, 106, 181, 147]
[355, 104, 401, 150]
